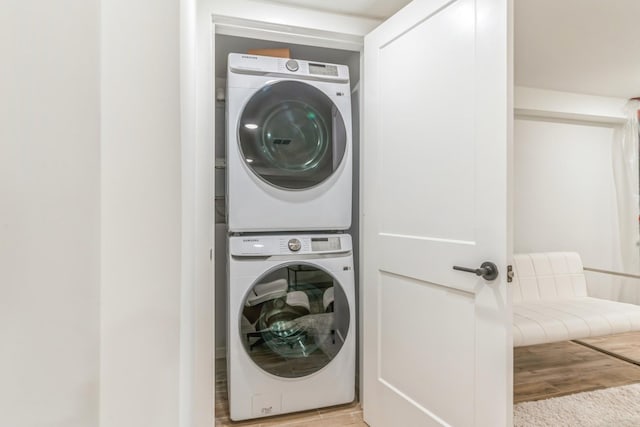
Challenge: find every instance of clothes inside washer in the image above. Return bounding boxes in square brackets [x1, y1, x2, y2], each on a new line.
[238, 264, 350, 378]
[245, 278, 288, 307]
[323, 287, 334, 313]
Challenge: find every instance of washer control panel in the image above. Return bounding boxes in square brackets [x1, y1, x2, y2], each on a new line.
[230, 234, 352, 256]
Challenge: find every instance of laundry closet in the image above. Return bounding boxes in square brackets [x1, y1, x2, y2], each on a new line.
[213, 33, 362, 421]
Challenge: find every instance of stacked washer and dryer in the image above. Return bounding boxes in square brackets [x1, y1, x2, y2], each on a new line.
[225, 53, 356, 421]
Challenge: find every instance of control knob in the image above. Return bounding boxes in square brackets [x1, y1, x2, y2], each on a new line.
[285, 59, 299, 72]
[288, 238, 302, 252]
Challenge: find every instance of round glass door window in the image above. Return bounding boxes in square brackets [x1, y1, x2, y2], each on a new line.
[238, 81, 347, 190]
[240, 264, 350, 378]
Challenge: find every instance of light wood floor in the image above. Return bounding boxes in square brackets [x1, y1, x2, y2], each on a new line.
[576, 331, 640, 365]
[514, 332, 640, 403]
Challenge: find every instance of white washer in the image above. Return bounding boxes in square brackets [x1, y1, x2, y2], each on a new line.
[227, 233, 355, 421]
[226, 53, 352, 232]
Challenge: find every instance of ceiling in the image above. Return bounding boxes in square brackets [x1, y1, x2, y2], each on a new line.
[264, 0, 640, 99]
[515, 0, 640, 99]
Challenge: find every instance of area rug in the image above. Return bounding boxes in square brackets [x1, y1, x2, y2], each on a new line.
[514, 383, 640, 427]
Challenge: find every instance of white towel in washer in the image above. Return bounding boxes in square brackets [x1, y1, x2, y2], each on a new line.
[286, 291, 311, 313]
[245, 278, 288, 306]
[323, 287, 334, 312]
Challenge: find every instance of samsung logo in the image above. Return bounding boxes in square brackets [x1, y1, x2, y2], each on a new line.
[241, 55, 258, 59]
[243, 239, 259, 242]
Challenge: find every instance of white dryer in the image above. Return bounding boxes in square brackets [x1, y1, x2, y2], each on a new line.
[226, 53, 352, 232]
[227, 233, 355, 421]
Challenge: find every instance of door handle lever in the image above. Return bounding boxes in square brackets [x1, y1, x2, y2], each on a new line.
[453, 262, 499, 281]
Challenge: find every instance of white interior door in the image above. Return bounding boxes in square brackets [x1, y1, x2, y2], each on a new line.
[362, 0, 512, 426]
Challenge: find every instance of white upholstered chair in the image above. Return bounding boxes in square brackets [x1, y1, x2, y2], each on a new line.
[513, 252, 640, 347]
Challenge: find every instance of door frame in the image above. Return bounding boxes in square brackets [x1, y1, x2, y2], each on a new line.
[188, 8, 372, 425]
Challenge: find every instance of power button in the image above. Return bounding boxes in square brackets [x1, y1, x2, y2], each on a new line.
[285, 60, 299, 72]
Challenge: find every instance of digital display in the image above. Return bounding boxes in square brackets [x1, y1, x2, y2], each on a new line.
[311, 237, 341, 251]
[309, 63, 339, 77]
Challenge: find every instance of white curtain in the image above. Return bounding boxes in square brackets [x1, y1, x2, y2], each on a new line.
[612, 100, 640, 302]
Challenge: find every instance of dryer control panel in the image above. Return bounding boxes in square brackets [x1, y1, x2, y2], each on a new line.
[230, 234, 352, 256]
[228, 53, 349, 83]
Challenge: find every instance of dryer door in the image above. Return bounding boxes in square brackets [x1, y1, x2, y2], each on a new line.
[238, 81, 347, 190]
[240, 263, 350, 378]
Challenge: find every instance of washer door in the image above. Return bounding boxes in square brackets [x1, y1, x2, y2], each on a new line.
[238, 81, 347, 190]
[240, 263, 350, 378]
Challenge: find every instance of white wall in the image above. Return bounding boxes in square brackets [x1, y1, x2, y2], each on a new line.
[514, 118, 620, 269]
[0, 1, 100, 426]
[100, 1, 182, 426]
[513, 87, 640, 303]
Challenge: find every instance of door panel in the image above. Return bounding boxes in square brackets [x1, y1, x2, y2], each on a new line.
[362, 0, 512, 425]
[379, 0, 475, 242]
[379, 273, 474, 427]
